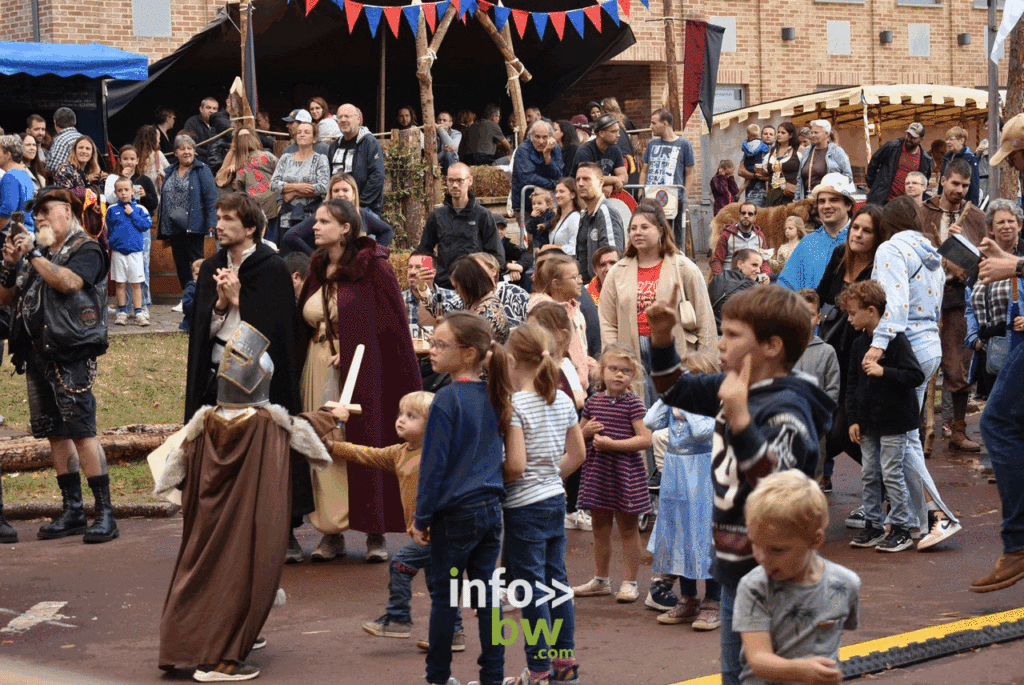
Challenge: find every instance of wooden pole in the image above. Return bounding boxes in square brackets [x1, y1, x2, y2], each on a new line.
[663, 0, 681, 124]
[378, 32, 386, 133]
[999, 20, 1024, 201]
[475, 9, 531, 137]
[430, 2, 459, 52]
[235, 1, 255, 129]
[416, 5, 441, 207]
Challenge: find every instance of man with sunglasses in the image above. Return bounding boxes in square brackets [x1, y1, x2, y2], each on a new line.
[710, 201, 771, 279]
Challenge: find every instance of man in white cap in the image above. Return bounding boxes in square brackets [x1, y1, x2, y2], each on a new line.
[778, 172, 854, 290]
[865, 122, 932, 205]
[282, 109, 328, 155]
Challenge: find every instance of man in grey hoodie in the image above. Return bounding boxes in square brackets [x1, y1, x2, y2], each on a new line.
[326, 104, 386, 215]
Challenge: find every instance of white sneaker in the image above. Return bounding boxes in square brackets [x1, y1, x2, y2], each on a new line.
[564, 512, 580, 530]
[114, 311, 129, 326]
[575, 510, 593, 531]
[917, 515, 962, 551]
[171, 300, 184, 313]
[135, 312, 150, 327]
[310, 533, 345, 561]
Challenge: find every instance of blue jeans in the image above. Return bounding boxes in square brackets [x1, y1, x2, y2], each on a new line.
[719, 583, 741, 685]
[426, 498, 504, 685]
[679, 576, 721, 602]
[503, 495, 575, 674]
[860, 432, 913, 530]
[386, 541, 463, 632]
[980, 342, 1024, 553]
[905, 356, 958, 529]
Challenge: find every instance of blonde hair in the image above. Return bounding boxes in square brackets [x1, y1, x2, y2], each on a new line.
[745, 470, 829, 544]
[507, 324, 560, 404]
[746, 123, 761, 137]
[945, 126, 967, 142]
[399, 390, 435, 419]
[470, 251, 501, 281]
[593, 344, 642, 391]
[784, 215, 809, 238]
[531, 188, 554, 208]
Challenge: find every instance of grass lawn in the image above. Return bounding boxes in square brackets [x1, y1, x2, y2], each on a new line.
[1, 332, 187, 504]
[0, 332, 188, 434]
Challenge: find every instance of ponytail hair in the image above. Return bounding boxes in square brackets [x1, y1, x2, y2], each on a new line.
[508, 323, 560, 405]
[442, 312, 513, 435]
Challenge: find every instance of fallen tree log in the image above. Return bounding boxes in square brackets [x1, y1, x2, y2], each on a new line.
[0, 424, 182, 472]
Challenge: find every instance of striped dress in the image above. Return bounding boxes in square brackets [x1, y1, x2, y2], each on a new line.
[577, 391, 651, 515]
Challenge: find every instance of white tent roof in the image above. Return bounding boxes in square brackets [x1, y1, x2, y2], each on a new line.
[708, 84, 1000, 133]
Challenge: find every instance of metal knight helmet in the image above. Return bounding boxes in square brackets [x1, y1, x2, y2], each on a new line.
[217, 323, 274, 408]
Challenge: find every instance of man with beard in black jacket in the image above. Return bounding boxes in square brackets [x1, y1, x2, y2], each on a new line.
[415, 163, 504, 289]
[865, 122, 931, 206]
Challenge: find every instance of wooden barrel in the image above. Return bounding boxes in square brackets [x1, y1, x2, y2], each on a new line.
[149, 230, 220, 303]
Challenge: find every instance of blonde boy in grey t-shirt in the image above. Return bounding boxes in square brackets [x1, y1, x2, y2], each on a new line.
[733, 471, 860, 685]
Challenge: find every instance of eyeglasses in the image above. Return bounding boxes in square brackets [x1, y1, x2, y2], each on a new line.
[560, 273, 583, 281]
[739, 211, 756, 216]
[430, 339, 467, 351]
[447, 177, 470, 185]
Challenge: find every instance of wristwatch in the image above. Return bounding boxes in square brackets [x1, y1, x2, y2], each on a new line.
[27, 249, 44, 261]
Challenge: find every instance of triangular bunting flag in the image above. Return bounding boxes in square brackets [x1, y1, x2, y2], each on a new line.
[639, 0, 649, 7]
[493, 5, 510, 31]
[478, 0, 492, 11]
[452, 0, 461, 16]
[584, 4, 602, 31]
[463, 0, 477, 18]
[364, 4, 383, 36]
[549, 11, 566, 39]
[436, 0, 450, 25]
[532, 11, 547, 39]
[402, 5, 420, 35]
[567, 9, 586, 38]
[600, 0, 619, 27]
[383, 5, 402, 36]
[424, 2, 437, 31]
[345, 0, 363, 32]
[306, 0, 321, 17]
[620, 0, 631, 18]
[511, 8, 529, 38]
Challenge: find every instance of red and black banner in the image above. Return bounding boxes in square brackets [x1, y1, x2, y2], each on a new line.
[682, 19, 725, 129]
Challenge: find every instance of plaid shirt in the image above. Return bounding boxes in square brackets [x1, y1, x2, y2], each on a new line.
[46, 127, 80, 173]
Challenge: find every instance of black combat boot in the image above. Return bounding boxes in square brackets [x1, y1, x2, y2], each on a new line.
[0, 477, 18, 544]
[37, 472, 88, 539]
[83, 474, 119, 543]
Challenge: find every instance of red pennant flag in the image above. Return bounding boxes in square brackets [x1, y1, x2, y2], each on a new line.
[584, 4, 602, 31]
[511, 9, 529, 38]
[423, 2, 437, 31]
[621, 0, 631, 17]
[383, 5, 402, 36]
[306, 0, 320, 16]
[452, 0, 461, 15]
[478, 0, 492, 11]
[345, 0, 362, 32]
[549, 11, 566, 39]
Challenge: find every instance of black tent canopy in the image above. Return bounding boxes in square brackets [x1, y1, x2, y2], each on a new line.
[107, 0, 635, 141]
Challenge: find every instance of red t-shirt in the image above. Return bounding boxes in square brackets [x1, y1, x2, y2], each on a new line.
[635, 262, 662, 336]
[888, 145, 922, 202]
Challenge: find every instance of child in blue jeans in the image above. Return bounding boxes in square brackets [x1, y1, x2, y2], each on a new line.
[502, 324, 587, 685]
[414, 312, 511, 685]
[840, 280, 925, 553]
[326, 391, 466, 650]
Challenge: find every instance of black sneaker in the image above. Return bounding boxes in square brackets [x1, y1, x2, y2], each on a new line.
[876, 526, 914, 553]
[644, 579, 679, 611]
[844, 506, 866, 529]
[850, 524, 886, 548]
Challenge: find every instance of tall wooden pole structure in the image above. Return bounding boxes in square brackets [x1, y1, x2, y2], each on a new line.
[475, 9, 532, 140]
[233, 0, 255, 129]
[378, 32, 387, 133]
[663, 0, 681, 122]
[415, 2, 459, 207]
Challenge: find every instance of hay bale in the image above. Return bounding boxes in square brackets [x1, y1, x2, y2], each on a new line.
[388, 249, 412, 290]
[467, 165, 511, 198]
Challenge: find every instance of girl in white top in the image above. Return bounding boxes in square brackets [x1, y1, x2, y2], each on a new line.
[503, 323, 586, 684]
[548, 177, 584, 255]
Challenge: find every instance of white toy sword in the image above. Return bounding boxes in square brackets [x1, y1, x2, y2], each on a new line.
[324, 343, 364, 417]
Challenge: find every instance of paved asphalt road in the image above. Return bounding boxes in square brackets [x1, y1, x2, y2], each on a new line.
[2, 415, 1023, 685]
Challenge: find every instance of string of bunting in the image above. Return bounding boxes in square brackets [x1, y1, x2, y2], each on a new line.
[299, 0, 646, 40]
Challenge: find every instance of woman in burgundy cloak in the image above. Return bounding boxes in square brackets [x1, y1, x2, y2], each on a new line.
[296, 198, 421, 561]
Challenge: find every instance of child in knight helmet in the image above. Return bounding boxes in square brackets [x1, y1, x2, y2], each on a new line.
[643, 354, 721, 631]
[572, 344, 653, 604]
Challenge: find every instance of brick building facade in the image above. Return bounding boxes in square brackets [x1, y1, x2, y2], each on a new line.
[1, 0, 1012, 198]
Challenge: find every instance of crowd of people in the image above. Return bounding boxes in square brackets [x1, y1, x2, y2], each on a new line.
[0, 96, 1022, 685]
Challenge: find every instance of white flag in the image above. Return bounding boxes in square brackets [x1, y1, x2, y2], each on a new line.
[991, 0, 1024, 64]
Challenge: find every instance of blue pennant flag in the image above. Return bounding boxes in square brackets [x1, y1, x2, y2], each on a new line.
[493, 5, 510, 31]
[437, 0, 451, 21]
[463, 0, 477, 18]
[403, 5, 420, 35]
[533, 11, 548, 38]
[639, 0, 649, 7]
[567, 8, 585, 37]
[364, 4, 383, 36]
[600, 0, 620, 27]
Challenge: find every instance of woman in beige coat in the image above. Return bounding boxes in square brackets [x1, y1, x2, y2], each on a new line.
[598, 200, 718, 403]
